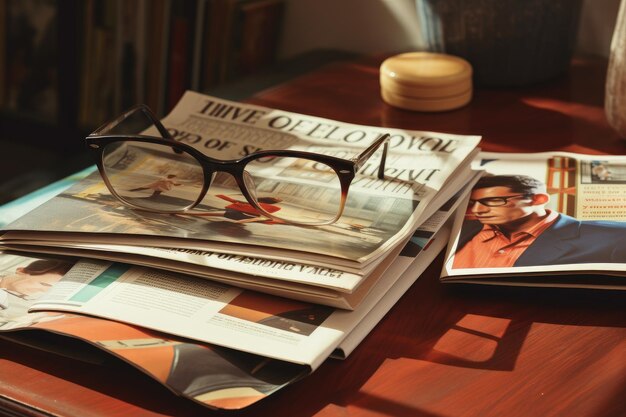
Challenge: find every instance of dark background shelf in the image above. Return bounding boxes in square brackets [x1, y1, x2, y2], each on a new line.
[0, 0, 289, 205]
[0, 48, 357, 205]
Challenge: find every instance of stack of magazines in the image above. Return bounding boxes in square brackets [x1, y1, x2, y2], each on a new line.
[0, 92, 482, 410]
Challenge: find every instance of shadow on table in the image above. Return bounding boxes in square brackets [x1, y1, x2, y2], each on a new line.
[241, 251, 625, 417]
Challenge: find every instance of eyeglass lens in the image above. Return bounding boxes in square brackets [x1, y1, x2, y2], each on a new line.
[102, 141, 205, 212]
[244, 156, 342, 225]
[102, 140, 345, 224]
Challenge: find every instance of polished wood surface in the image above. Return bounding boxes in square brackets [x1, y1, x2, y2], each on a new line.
[1, 56, 625, 417]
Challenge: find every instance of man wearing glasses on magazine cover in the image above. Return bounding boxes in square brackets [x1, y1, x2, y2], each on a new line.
[452, 174, 626, 269]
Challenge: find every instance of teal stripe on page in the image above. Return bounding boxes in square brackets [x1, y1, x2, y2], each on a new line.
[70, 263, 131, 303]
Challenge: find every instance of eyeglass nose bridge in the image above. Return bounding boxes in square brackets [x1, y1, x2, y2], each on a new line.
[193, 159, 267, 216]
[197, 156, 354, 226]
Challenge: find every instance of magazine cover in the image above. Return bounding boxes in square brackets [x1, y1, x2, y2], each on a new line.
[441, 152, 626, 288]
[3, 92, 480, 271]
[4, 0, 59, 123]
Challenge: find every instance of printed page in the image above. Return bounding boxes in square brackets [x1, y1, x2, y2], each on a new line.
[330, 174, 480, 358]
[3, 91, 480, 269]
[32, 261, 344, 368]
[30, 179, 476, 370]
[0, 252, 305, 410]
[0, 242, 361, 309]
[441, 152, 626, 285]
[332, 219, 452, 359]
[0, 167, 473, 274]
[5, 244, 368, 292]
[3, 174, 481, 310]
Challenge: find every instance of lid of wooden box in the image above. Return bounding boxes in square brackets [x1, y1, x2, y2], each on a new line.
[380, 52, 473, 111]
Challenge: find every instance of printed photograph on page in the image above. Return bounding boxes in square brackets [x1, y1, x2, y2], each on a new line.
[443, 152, 626, 278]
[0, 252, 75, 329]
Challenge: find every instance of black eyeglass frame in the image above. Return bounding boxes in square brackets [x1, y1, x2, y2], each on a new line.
[468, 194, 532, 207]
[85, 105, 391, 226]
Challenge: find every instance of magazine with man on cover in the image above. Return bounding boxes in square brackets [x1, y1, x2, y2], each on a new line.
[442, 152, 626, 289]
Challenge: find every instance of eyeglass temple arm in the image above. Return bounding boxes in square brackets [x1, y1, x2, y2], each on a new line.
[353, 133, 390, 179]
[90, 104, 174, 140]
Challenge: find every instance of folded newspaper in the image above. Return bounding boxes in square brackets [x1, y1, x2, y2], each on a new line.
[0, 180, 472, 410]
[441, 152, 626, 288]
[1, 92, 480, 308]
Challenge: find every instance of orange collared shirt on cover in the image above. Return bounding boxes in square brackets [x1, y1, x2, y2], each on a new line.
[453, 210, 559, 269]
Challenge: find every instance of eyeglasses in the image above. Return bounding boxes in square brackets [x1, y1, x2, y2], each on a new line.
[468, 194, 531, 207]
[85, 105, 391, 226]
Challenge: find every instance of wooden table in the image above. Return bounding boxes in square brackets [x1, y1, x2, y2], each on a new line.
[1, 56, 625, 417]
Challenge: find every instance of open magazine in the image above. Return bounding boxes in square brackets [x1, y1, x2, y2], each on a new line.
[0, 253, 307, 410]
[1, 91, 480, 307]
[0, 182, 471, 410]
[441, 152, 626, 289]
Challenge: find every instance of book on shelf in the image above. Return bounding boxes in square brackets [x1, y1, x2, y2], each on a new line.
[2, 0, 60, 123]
[441, 151, 626, 289]
[0, 91, 481, 309]
[0, 179, 472, 410]
[115, 0, 148, 112]
[144, 0, 171, 116]
[79, 0, 118, 128]
[165, 0, 196, 111]
[0, 0, 6, 109]
[225, 0, 285, 81]
[200, 0, 284, 88]
[14, 0, 287, 135]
